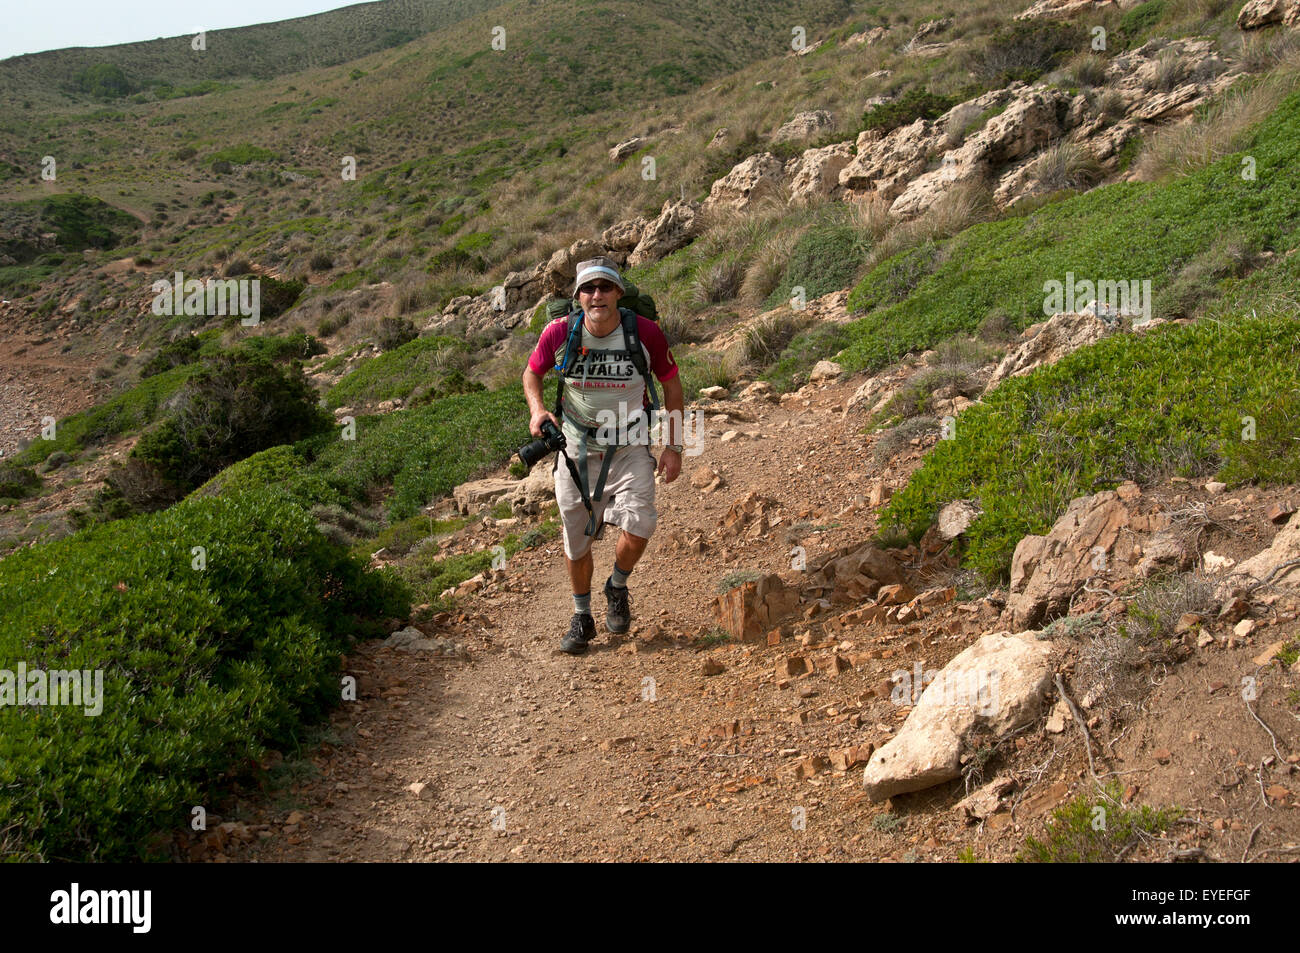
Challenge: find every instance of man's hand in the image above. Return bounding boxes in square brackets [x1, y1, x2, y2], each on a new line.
[529, 409, 560, 437]
[657, 448, 681, 483]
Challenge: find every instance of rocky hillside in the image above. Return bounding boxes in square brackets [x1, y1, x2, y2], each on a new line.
[2, 0, 1299, 863]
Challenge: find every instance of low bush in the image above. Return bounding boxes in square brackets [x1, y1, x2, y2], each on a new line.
[881, 316, 1300, 580]
[132, 349, 332, 498]
[862, 88, 959, 136]
[965, 19, 1084, 85]
[1017, 783, 1179, 862]
[0, 485, 410, 860]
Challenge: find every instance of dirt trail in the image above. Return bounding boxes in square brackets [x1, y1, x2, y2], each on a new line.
[202, 375, 1300, 863]
[218, 380, 974, 862]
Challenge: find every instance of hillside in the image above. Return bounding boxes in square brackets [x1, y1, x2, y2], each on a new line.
[2, 0, 1299, 863]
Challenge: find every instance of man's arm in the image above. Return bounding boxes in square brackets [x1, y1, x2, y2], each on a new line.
[522, 366, 559, 438]
[657, 374, 684, 483]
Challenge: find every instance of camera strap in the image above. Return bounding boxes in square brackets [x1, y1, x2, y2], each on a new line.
[559, 418, 618, 538]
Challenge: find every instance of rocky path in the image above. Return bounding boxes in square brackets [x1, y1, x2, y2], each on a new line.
[214, 380, 1005, 862]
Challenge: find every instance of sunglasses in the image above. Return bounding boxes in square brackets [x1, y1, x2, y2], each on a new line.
[578, 281, 619, 295]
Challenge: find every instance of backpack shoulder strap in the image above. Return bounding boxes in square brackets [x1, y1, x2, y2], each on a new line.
[553, 310, 585, 418]
[619, 307, 659, 411]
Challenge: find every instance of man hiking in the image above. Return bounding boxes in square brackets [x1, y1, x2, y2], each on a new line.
[522, 256, 684, 654]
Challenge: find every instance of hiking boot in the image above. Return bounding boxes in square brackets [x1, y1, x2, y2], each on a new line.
[604, 576, 632, 634]
[560, 612, 596, 655]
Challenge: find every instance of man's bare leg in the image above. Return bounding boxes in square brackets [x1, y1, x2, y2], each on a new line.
[565, 531, 647, 594]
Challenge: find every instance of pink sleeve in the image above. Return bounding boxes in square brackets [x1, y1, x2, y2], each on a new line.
[637, 316, 679, 382]
[527, 319, 569, 374]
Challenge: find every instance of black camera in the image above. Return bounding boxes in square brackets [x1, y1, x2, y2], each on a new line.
[518, 419, 566, 468]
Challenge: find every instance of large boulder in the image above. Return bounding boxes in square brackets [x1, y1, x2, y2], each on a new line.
[787, 142, 853, 205]
[510, 463, 556, 516]
[862, 631, 1055, 800]
[839, 119, 944, 200]
[543, 238, 606, 296]
[453, 478, 517, 514]
[601, 218, 647, 266]
[705, 153, 787, 213]
[627, 199, 702, 268]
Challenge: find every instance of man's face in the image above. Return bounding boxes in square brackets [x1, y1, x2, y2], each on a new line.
[578, 279, 620, 323]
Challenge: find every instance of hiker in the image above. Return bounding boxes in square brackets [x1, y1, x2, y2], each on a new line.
[521, 256, 684, 654]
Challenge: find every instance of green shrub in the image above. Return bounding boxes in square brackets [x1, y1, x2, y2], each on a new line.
[207, 144, 278, 166]
[376, 316, 418, 351]
[256, 276, 306, 321]
[1017, 783, 1178, 862]
[140, 334, 202, 378]
[0, 485, 409, 860]
[763, 224, 867, 311]
[133, 350, 332, 498]
[74, 63, 132, 99]
[327, 335, 471, 409]
[0, 465, 40, 499]
[297, 385, 531, 522]
[765, 322, 852, 393]
[966, 19, 1084, 85]
[881, 316, 1300, 580]
[1117, 0, 1166, 47]
[862, 88, 959, 136]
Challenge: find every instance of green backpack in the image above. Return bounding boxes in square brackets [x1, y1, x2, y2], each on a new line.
[545, 279, 658, 323]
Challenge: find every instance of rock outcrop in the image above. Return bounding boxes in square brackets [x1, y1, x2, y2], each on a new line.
[772, 110, 834, 144]
[1237, 0, 1300, 29]
[705, 153, 787, 213]
[627, 199, 702, 268]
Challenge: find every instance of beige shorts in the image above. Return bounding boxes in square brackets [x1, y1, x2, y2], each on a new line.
[553, 443, 658, 559]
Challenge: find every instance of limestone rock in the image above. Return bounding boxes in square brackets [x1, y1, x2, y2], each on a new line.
[705, 153, 787, 213]
[1224, 515, 1300, 594]
[787, 143, 853, 205]
[1237, 0, 1300, 29]
[985, 311, 1116, 390]
[627, 199, 702, 268]
[938, 500, 982, 540]
[772, 110, 834, 144]
[1004, 490, 1129, 629]
[544, 238, 606, 295]
[863, 631, 1055, 800]
[609, 136, 648, 162]
[808, 360, 842, 382]
[453, 478, 517, 514]
[1016, 0, 1116, 20]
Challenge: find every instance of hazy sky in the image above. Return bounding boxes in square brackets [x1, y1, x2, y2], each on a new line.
[1, 1, 362, 61]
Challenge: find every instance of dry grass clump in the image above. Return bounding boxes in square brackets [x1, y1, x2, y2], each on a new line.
[1133, 64, 1300, 181]
[862, 178, 995, 272]
[1029, 141, 1104, 193]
